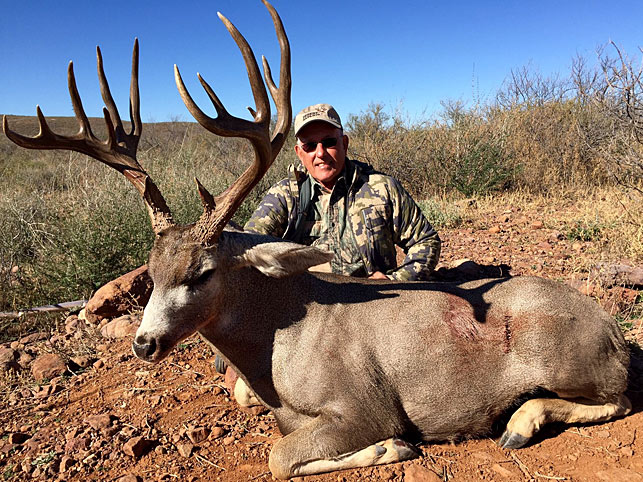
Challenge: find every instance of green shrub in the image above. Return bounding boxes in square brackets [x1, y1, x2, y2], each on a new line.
[445, 134, 517, 196]
[417, 200, 463, 229]
[565, 219, 603, 241]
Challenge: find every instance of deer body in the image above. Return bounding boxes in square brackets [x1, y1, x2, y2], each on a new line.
[138, 229, 630, 478]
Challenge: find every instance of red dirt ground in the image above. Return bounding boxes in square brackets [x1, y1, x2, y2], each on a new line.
[1, 204, 642, 481]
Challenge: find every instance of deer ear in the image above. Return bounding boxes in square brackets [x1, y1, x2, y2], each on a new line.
[238, 242, 334, 278]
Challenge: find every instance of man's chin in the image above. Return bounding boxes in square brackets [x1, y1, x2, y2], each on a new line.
[312, 168, 338, 184]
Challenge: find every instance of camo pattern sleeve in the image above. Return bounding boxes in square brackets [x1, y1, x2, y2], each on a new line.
[388, 177, 441, 281]
[243, 178, 293, 237]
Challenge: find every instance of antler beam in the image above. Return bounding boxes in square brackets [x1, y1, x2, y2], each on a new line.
[2, 39, 174, 234]
[175, 0, 292, 245]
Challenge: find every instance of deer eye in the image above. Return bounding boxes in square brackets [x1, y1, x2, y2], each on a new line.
[193, 269, 215, 287]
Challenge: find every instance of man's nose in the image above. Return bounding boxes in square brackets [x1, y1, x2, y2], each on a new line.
[315, 142, 326, 157]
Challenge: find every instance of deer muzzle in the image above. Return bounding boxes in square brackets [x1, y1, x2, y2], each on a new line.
[132, 335, 157, 360]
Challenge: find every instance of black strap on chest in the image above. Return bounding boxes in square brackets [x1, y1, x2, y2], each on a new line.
[284, 175, 312, 244]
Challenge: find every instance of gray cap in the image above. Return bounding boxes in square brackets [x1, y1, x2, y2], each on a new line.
[294, 103, 342, 136]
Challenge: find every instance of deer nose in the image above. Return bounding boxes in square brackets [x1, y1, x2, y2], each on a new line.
[132, 336, 157, 359]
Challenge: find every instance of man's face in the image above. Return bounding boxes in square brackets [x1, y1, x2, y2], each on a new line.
[294, 121, 349, 190]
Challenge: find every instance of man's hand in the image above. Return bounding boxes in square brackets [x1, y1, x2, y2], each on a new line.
[368, 271, 389, 280]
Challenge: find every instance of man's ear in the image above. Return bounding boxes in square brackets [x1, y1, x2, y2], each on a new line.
[237, 242, 334, 278]
[294, 143, 304, 162]
[342, 134, 349, 151]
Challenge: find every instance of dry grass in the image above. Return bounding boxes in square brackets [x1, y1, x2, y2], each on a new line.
[467, 186, 643, 263]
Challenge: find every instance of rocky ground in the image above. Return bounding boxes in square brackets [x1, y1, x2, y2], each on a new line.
[1, 200, 642, 481]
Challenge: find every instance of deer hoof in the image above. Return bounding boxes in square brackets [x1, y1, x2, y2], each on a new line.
[499, 431, 529, 449]
[390, 438, 420, 460]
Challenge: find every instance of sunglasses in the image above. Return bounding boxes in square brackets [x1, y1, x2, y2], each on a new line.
[298, 137, 339, 153]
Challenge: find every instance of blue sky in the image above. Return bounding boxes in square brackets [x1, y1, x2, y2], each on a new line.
[2, 0, 642, 124]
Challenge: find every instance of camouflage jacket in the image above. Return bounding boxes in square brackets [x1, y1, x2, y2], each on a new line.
[244, 158, 441, 281]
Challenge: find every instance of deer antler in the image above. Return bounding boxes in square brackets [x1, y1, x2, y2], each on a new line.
[175, 0, 291, 245]
[2, 39, 174, 234]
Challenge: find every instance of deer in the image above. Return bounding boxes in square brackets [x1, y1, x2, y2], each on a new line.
[3, 1, 631, 479]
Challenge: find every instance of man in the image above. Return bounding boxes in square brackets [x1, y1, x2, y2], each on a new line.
[244, 103, 441, 280]
[217, 103, 442, 401]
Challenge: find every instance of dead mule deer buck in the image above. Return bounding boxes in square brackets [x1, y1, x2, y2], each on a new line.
[3, 1, 631, 479]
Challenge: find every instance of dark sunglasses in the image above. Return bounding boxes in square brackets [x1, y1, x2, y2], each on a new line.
[299, 137, 339, 153]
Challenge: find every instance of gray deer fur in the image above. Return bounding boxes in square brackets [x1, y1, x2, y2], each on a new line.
[134, 226, 630, 478]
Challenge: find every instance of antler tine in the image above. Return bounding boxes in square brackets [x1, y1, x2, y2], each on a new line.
[129, 39, 143, 138]
[2, 40, 174, 234]
[174, 16, 271, 143]
[261, 0, 292, 156]
[186, 0, 291, 246]
[97, 45, 125, 137]
[68, 61, 98, 143]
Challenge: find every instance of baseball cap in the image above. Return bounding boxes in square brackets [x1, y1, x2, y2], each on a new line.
[294, 103, 342, 136]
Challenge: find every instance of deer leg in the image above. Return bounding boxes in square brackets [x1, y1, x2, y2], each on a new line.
[500, 394, 631, 449]
[268, 416, 418, 480]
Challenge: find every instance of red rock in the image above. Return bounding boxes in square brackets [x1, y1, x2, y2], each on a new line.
[403, 464, 442, 482]
[224, 367, 240, 395]
[70, 355, 93, 368]
[0, 347, 20, 372]
[59, 455, 75, 473]
[209, 427, 226, 440]
[117, 476, 142, 482]
[0, 442, 18, 455]
[488, 226, 501, 234]
[31, 354, 67, 382]
[64, 315, 83, 334]
[17, 350, 33, 368]
[100, 315, 140, 339]
[614, 287, 640, 304]
[187, 426, 210, 444]
[531, 220, 544, 229]
[596, 468, 643, 481]
[86, 265, 153, 322]
[122, 436, 150, 458]
[8, 432, 30, 444]
[86, 414, 114, 430]
[177, 442, 194, 457]
[33, 382, 62, 399]
[65, 436, 91, 453]
[0, 347, 17, 364]
[491, 463, 521, 478]
[592, 262, 643, 288]
[19, 332, 48, 344]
